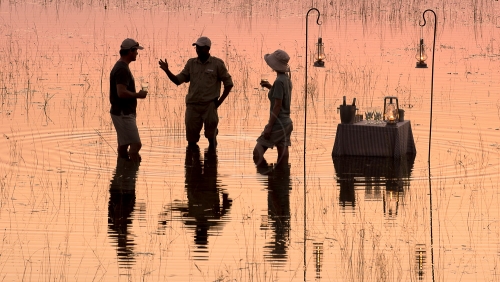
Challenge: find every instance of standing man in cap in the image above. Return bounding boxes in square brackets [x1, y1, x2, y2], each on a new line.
[253, 49, 293, 167]
[109, 38, 148, 162]
[159, 36, 233, 150]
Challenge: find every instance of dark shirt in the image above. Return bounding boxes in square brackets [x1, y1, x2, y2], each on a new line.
[110, 60, 137, 115]
[269, 73, 292, 131]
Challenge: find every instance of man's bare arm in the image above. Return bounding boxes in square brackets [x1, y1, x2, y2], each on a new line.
[117, 84, 147, 99]
[159, 58, 181, 85]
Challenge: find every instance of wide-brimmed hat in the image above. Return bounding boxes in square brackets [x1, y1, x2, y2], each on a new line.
[192, 36, 212, 47]
[120, 38, 144, 50]
[264, 49, 290, 73]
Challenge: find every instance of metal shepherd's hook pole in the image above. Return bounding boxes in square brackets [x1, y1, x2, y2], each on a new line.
[420, 9, 437, 282]
[420, 9, 437, 165]
[304, 7, 321, 279]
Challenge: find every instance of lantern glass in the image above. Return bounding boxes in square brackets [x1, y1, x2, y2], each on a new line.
[415, 38, 428, 68]
[314, 37, 325, 67]
[385, 104, 397, 122]
[383, 96, 399, 123]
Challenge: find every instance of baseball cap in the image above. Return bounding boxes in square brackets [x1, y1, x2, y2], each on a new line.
[192, 36, 212, 47]
[120, 38, 144, 50]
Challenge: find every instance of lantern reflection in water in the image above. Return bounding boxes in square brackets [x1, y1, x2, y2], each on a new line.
[383, 181, 403, 218]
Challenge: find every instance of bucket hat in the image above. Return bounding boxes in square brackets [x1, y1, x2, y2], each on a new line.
[264, 49, 290, 73]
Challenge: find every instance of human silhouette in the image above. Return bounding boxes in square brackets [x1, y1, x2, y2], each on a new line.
[258, 161, 291, 267]
[170, 145, 232, 259]
[108, 157, 140, 268]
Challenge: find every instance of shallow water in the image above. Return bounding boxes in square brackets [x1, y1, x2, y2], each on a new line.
[1, 1, 500, 281]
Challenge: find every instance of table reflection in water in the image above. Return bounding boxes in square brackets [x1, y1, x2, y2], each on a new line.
[332, 155, 415, 217]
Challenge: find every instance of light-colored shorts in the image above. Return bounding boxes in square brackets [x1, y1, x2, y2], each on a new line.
[111, 113, 141, 146]
[256, 122, 293, 149]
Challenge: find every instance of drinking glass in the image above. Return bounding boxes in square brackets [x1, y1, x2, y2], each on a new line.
[373, 107, 383, 124]
[141, 81, 149, 91]
[260, 74, 269, 91]
[365, 108, 374, 124]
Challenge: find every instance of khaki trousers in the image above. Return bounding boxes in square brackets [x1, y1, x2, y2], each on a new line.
[185, 102, 219, 143]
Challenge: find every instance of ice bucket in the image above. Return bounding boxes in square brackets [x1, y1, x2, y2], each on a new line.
[398, 109, 405, 122]
[339, 105, 356, 124]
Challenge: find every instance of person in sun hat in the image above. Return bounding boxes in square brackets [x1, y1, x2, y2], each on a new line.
[253, 49, 293, 167]
[158, 36, 234, 150]
[109, 38, 148, 162]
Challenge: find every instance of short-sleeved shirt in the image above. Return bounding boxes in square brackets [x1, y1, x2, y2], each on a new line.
[109, 60, 137, 115]
[269, 73, 292, 131]
[176, 56, 233, 104]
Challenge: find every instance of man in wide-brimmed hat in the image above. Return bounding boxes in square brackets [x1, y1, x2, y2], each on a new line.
[109, 38, 148, 162]
[253, 49, 293, 167]
[159, 36, 233, 150]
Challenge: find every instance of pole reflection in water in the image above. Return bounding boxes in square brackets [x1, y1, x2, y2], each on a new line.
[257, 162, 291, 268]
[332, 155, 415, 217]
[108, 157, 140, 269]
[169, 146, 232, 260]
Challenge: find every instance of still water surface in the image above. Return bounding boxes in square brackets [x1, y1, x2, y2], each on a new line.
[1, 1, 500, 281]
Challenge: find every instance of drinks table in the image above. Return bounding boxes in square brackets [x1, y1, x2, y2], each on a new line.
[332, 120, 416, 158]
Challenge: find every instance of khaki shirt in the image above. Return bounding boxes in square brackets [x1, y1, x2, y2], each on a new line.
[176, 56, 233, 104]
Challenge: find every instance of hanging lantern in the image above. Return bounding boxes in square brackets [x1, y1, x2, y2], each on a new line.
[314, 37, 325, 67]
[415, 38, 428, 68]
[383, 96, 399, 124]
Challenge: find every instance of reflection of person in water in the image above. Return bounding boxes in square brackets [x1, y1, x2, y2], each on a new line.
[108, 157, 139, 268]
[172, 145, 231, 256]
[259, 162, 291, 266]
